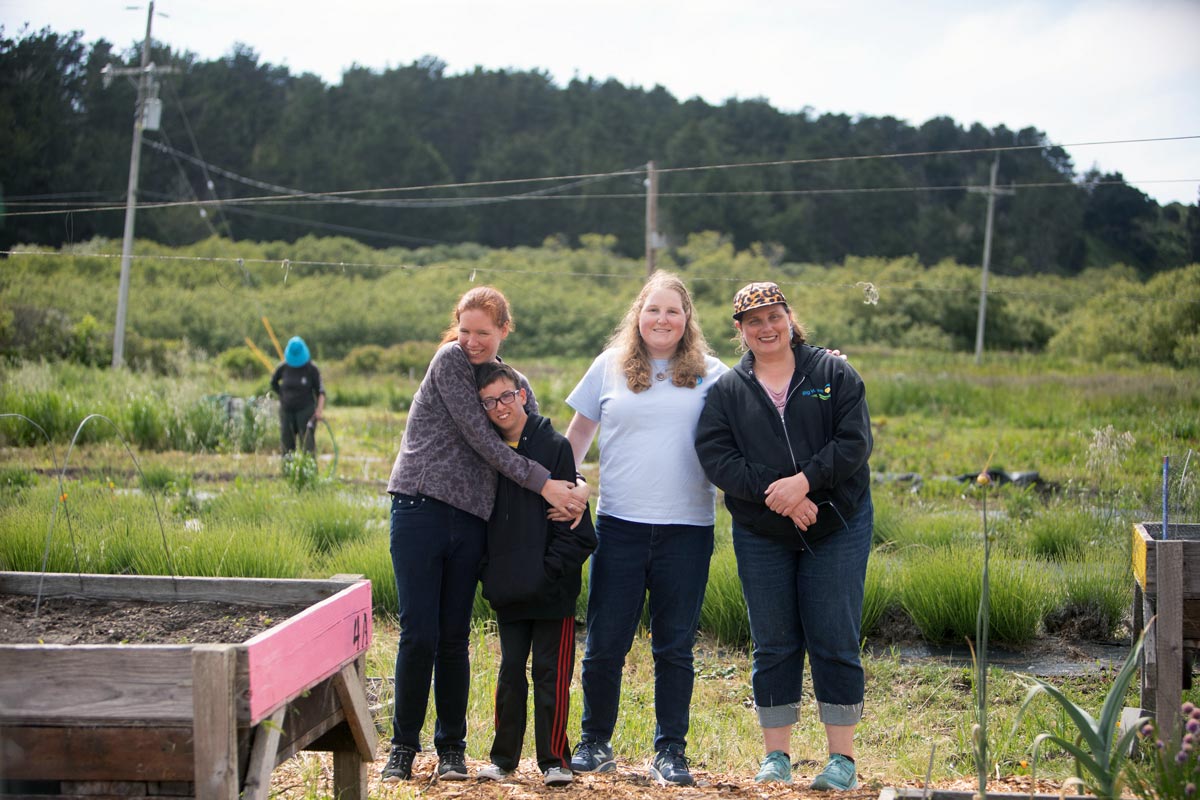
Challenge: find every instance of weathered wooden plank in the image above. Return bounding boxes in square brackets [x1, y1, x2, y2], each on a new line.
[1132, 523, 1200, 596]
[0, 571, 354, 607]
[332, 659, 379, 760]
[244, 580, 371, 724]
[241, 707, 286, 800]
[1141, 591, 1158, 717]
[193, 645, 238, 800]
[0, 646, 195, 723]
[1154, 541, 1184, 742]
[273, 678, 345, 763]
[0, 725, 195, 780]
[333, 749, 369, 800]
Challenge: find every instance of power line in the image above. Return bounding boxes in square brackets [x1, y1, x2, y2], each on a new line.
[654, 134, 1200, 176]
[7, 175, 1196, 218]
[14, 132, 1190, 219]
[143, 138, 641, 209]
[219, 205, 446, 245]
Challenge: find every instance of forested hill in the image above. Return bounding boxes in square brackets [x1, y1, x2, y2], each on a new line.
[2, 28, 1197, 274]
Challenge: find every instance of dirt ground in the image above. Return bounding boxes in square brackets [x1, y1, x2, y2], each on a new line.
[269, 746, 1077, 800]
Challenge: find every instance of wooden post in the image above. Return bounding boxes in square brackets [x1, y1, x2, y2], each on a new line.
[645, 160, 658, 277]
[242, 707, 286, 800]
[1155, 540, 1184, 743]
[193, 644, 239, 800]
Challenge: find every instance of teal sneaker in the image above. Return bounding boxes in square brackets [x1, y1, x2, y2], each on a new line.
[754, 750, 793, 784]
[811, 753, 857, 791]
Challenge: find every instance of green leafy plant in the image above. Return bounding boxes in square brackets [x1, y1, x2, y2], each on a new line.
[282, 450, 319, 492]
[1015, 630, 1146, 799]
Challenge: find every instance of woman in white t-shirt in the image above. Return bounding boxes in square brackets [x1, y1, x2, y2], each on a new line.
[562, 271, 727, 786]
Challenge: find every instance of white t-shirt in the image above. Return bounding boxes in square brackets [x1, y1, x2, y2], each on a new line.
[567, 349, 729, 526]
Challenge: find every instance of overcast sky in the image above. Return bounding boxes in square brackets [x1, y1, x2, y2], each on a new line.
[3, 0, 1198, 205]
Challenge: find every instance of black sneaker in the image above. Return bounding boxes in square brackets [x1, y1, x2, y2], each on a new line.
[650, 746, 694, 786]
[437, 749, 469, 781]
[570, 739, 616, 773]
[381, 744, 416, 782]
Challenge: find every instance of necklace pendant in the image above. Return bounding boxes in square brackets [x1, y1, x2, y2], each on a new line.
[655, 371, 667, 381]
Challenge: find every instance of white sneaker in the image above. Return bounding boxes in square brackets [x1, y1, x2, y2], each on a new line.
[544, 766, 574, 786]
[477, 763, 511, 781]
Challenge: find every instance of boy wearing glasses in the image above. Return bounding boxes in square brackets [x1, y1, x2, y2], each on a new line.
[473, 361, 597, 787]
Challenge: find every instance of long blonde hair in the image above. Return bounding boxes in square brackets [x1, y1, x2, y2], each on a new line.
[440, 286, 513, 344]
[607, 271, 712, 393]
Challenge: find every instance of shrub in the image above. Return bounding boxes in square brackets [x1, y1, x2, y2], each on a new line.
[216, 346, 269, 380]
[343, 344, 386, 374]
[125, 393, 169, 450]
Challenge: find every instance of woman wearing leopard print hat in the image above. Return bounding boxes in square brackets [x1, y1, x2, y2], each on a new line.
[695, 281, 873, 792]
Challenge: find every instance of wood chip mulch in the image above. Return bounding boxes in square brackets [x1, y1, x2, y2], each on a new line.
[270, 747, 1081, 800]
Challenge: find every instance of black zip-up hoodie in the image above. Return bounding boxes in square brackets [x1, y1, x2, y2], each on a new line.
[695, 343, 872, 549]
[481, 414, 598, 622]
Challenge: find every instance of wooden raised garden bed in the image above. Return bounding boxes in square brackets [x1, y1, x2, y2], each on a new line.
[1130, 522, 1200, 739]
[0, 571, 375, 800]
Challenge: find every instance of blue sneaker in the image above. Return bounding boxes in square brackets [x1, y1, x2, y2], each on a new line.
[811, 753, 857, 791]
[755, 750, 793, 784]
[570, 740, 616, 773]
[650, 745, 694, 786]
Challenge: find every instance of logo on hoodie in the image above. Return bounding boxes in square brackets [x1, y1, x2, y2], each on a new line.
[801, 382, 831, 401]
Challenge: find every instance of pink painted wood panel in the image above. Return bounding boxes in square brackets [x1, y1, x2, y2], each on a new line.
[243, 579, 372, 724]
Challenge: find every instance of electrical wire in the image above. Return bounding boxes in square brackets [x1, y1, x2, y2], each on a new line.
[4, 134, 1195, 220]
[162, 78, 235, 237]
[7, 173, 1195, 217]
[143, 138, 643, 208]
[220, 205, 446, 245]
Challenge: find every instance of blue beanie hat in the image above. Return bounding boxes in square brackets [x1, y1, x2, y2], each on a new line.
[284, 336, 310, 367]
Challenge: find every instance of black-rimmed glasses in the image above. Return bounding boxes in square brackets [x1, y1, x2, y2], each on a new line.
[480, 389, 520, 411]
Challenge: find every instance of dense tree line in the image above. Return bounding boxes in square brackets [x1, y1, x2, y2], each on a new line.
[2, 27, 1197, 275]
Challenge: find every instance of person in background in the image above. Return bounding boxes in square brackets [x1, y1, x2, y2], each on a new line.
[381, 286, 589, 784]
[562, 271, 728, 786]
[473, 361, 597, 788]
[270, 336, 325, 457]
[695, 282, 873, 791]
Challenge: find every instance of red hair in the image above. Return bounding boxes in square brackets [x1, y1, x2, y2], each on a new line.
[440, 286, 514, 344]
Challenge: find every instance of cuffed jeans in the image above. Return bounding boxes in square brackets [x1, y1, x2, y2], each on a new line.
[578, 514, 714, 752]
[732, 494, 873, 729]
[389, 492, 486, 753]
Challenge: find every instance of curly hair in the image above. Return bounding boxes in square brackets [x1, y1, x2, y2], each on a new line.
[607, 271, 713, 393]
[440, 286, 513, 344]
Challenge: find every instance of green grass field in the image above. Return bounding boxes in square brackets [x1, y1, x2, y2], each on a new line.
[1, 350, 1197, 789]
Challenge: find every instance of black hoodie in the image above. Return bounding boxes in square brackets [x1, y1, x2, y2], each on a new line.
[695, 343, 872, 549]
[481, 413, 597, 622]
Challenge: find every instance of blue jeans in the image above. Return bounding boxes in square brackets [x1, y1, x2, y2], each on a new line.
[579, 514, 714, 752]
[732, 493, 873, 729]
[389, 493, 486, 753]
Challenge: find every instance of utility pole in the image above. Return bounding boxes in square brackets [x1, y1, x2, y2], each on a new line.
[968, 155, 1014, 365]
[645, 160, 658, 277]
[110, 2, 156, 368]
